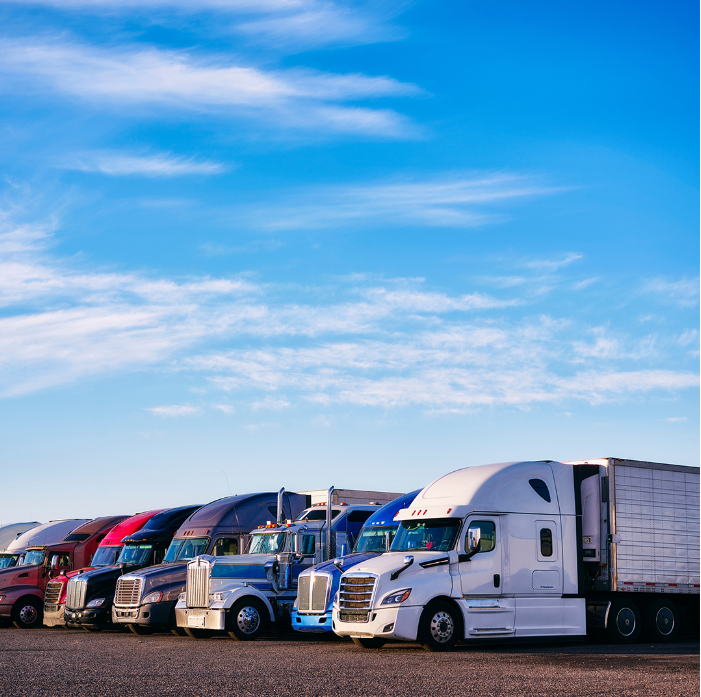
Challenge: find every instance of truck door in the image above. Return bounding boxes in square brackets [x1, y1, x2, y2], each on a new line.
[459, 517, 515, 638]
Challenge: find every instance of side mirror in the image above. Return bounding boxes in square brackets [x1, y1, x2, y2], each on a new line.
[333, 557, 344, 572]
[50, 555, 59, 570]
[467, 527, 482, 552]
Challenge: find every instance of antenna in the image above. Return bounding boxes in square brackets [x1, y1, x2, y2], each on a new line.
[221, 470, 232, 496]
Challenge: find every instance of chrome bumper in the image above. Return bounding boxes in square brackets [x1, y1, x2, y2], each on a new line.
[175, 607, 225, 631]
[43, 605, 65, 627]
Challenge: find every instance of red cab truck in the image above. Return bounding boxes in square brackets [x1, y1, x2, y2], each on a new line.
[0, 516, 127, 629]
[44, 510, 166, 627]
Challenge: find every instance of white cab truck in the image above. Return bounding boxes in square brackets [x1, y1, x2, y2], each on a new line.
[332, 459, 699, 651]
[175, 487, 402, 639]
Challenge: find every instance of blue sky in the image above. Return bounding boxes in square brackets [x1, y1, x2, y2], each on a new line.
[0, 0, 698, 522]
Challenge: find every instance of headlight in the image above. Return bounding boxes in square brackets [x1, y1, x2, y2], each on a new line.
[380, 589, 411, 605]
[143, 591, 163, 604]
[0, 596, 5, 603]
[178, 592, 186, 602]
[211, 592, 228, 602]
[86, 598, 105, 608]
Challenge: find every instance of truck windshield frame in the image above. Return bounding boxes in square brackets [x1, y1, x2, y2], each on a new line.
[248, 532, 287, 555]
[91, 546, 121, 567]
[164, 537, 210, 563]
[353, 525, 397, 553]
[21, 549, 46, 566]
[0, 554, 19, 569]
[391, 518, 461, 553]
[116, 544, 153, 566]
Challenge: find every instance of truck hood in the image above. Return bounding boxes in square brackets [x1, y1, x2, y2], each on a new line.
[341, 551, 450, 578]
[305, 552, 377, 575]
[120, 562, 188, 596]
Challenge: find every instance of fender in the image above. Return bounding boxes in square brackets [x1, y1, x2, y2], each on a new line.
[1, 585, 44, 601]
[221, 586, 275, 623]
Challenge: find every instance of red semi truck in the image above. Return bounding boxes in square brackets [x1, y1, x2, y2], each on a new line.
[44, 510, 165, 628]
[0, 516, 127, 629]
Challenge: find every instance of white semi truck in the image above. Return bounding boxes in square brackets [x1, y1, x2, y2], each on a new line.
[332, 458, 699, 650]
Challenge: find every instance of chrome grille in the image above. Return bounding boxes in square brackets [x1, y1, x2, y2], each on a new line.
[311, 574, 329, 611]
[66, 578, 87, 610]
[186, 558, 210, 608]
[297, 575, 311, 611]
[115, 577, 143, 607]
[338, 574, 376, 622]
[44, 580, 63, 610]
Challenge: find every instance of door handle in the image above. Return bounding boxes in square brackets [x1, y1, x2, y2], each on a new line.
[493, 574, 500, 588]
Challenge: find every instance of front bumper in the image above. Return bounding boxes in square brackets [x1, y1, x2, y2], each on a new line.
[65, 603, 112, 629]
[43, 604, 66, 627]
[332, 604, 421, 642]
[290, 610, 333, 632]
[112, 601, 175, 627]
[175, 607, 225, 631]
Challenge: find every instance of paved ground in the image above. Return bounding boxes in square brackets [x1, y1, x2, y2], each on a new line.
[0, 628, 697, 697]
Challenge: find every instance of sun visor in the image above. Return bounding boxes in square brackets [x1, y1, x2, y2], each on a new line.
[394, 505, 466, 521]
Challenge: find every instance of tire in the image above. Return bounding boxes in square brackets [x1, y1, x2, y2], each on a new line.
[643, 599, 679, 643]
[171, 627, 187, 637]
[226, 598, 267, 641]
[12, 597, 43, 629]
[419, 601, 460, 652]
[606, 598, 641, 644]
[351, 636, 386, 649]
[183, 627, 215, 639]
[83, 627, 102, 633]
[128, 624, 154, 636]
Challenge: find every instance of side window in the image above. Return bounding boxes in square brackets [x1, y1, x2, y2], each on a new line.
[465, 521, 496, 553]
[529, 479, 551, 503]
[540, 528, 553, 557]
[213, 538, 239, 556]
[347, 510, 373, 524]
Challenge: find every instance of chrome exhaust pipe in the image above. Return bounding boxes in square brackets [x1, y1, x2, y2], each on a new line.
[325, 486, 334, 561]
[277, 488, 285, 524]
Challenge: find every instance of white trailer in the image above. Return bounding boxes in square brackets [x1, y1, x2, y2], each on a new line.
[332, 459, 699, 650]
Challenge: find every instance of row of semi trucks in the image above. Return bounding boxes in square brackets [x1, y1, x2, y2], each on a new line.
[0, 457, 698, 650]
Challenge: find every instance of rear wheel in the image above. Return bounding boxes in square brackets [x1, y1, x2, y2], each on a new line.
[226, 598, 267, 641]
[643, 599, 679, 642]
[606, 599, 641, 644]
[12, 597, 42, 629]
[128, 624, 154, 636]
[419, 601, 460, 652]
[183, 627, 215, 639]
[351, 637, 386, 649]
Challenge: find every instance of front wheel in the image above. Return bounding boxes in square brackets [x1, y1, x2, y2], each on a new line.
[643, 599, 679, 643]
[183, 627, 215, 639]
[128, 624, 153, 636]
[226, 598, 266, 641]
[171, 627, 187, 637]
[351, 637, 386, 649]
[419, 601, 460, 652]
[12, 598, 43, 629]
[606, 599, 641, 644]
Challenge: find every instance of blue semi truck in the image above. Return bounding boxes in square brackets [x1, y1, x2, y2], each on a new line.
[290, 489, 421, 633]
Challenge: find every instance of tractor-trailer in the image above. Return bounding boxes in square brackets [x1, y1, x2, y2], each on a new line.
[332, 458, 699, 651]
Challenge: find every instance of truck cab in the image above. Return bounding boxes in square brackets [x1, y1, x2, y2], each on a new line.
[112, 490, 309, 635]
[64, 505, 201, 631]
[0, 519, 92, 628]
[44, 510, 166, 628]
[175, 488, 400, 640]
[0, 523, 41, 565]
[291, 490, 421, 633]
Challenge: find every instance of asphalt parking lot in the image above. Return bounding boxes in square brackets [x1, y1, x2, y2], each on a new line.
[0, 628, 697, 697]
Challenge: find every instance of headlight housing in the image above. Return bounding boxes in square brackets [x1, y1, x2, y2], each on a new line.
[178, 592, 186, 602]
[0, 596, 6, 603]
[211, 592, 228, 602]
[143, 591, 163, 604]
[86, 598, 105, 608]
[380, 589, 411, 605]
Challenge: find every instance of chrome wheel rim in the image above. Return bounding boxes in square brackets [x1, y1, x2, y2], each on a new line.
[655, 607, 674, 635]
[429, 611, 454, 643]
[237, 606, 260, 634]
[19, 604, 38, 625]
[616, 608, 636, 637]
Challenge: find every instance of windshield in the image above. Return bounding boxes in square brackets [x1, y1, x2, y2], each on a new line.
[391, 518, 461, 553]
[164, 537, 209, 563]
[248, 532, 287, 555]
[116, 544, 153, 566]
[0, 554, 19, 569]
[91, 546, 120, 567]
[21, 549, 46, 566]
[353, 526, 397, 553]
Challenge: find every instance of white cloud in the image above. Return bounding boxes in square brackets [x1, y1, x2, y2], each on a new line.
[643, 278, 699, 307]
[213, 404, 235, 414]
[665, 416, 688, 422]
[60, 151, 227, 177]
[148, 404, 199, 417]
[523, 253, 582, 272]
[311, 414, 331, 427]
[251, 396, 290, 410]
[0, 39, 419, 136]
[248, 172, 561, 230]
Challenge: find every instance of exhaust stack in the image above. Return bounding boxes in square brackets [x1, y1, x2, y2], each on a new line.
[277, 488, 285, 525]
[325, 486, 334, 561]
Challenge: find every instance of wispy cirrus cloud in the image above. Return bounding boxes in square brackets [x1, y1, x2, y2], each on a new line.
[148, 404, 199, 417]
[59, 151, 227, 177]
[247, 172, 561, 230]
[0, 39, 419, 136]
[643, 277, 699, 307]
